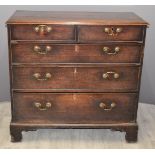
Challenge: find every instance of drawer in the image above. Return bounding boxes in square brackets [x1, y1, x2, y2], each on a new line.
[12, 93, 138, 123]
[12, 66, 140, 92]
[78, 26, 144, 42]
[12, 43, 142, 63]
[11, 24, 75, 41]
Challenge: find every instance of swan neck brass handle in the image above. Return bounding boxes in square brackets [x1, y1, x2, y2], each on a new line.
[102, 71, 120, 79]
[33, 73, 52, 81]
[99, 102, 116, 111]
[103, 46, 120, 55]
[33, 45, 52, 55]
[34, 102, 52, 111]
[34, 25, 52, 35]
[104, 27, 122, 36]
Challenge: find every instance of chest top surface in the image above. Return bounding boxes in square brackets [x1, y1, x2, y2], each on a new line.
[6, 10, 148, 25]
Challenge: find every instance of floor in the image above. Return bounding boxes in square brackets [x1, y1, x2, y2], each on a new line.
[0, 102, 155, 149]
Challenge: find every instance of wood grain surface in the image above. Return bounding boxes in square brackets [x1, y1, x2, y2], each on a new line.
[12, 66, 140, 91]
[12, 93, 138, 123]
[6, 11, 148, 25]
[11, 43, 142, 63]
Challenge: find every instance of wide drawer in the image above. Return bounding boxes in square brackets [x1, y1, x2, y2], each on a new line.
[12, 43, 142, 63]
[78, 25, 144, 42]
[12, 93, 138, 123]
[12, 66, 140, 92]
[10, 24, 75, 41]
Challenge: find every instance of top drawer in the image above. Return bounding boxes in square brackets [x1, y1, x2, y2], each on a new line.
[78, 25, 144, 42]
[10, 24, 76, 41]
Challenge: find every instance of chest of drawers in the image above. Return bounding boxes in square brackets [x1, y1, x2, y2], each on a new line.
[6, 11, 148, 142]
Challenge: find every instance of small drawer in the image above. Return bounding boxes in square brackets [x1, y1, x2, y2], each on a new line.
[12, 93, 138, 123]
[11, 24, 75, 41]
[11, 43, 142, 64]
[12, 66, 140, 92]
[78, 25, 144, 42]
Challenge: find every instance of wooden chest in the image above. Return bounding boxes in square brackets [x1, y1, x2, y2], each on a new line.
[6, 11, 148, 142]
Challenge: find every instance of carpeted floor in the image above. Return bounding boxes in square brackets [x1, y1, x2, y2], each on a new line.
[0, 102, 155, 149]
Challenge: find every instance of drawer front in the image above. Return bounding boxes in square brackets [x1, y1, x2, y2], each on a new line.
[12, 43, 142, 63]
[12, 93, 138, 123]
[12, 66, 140, 91]
[11, 25, 75, 41]
[78, 26, 144, 42]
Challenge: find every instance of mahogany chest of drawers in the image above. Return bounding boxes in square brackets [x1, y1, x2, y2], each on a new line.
[6, 11, 148, 142]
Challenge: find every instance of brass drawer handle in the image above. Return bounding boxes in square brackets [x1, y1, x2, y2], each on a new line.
[103, 46, 120, 55]
[104, 27, 122, 36]
[33, 45, 52, 55]
[33, 73, 52, 81]
[102, 71, 120, 79]
[34, 102, 52, 111]
[34, 25, 52, 35]
[99, 102, 116, 111]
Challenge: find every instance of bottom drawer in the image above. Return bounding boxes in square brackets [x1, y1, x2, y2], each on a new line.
[12, 93, 138, 124]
